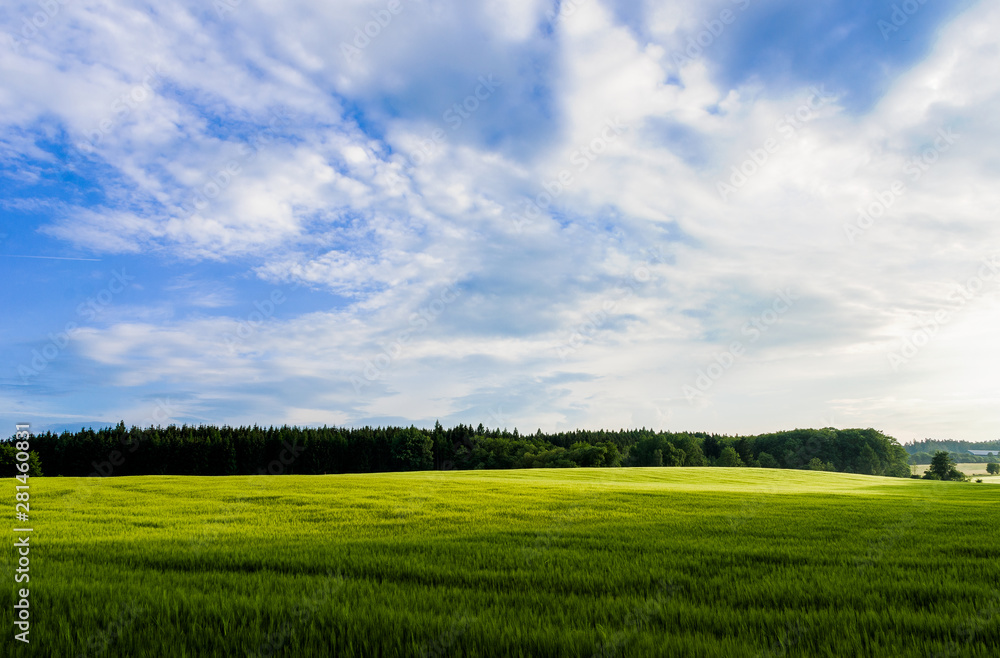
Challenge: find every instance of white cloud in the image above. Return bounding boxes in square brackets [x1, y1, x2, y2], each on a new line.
[4, 0, 1000, 440]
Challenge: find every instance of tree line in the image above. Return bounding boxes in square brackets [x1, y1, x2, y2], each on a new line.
[903, 438, 1000, 464]
[1, 423, 915, 479]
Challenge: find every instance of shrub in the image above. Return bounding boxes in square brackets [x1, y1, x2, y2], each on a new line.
[0, 445, 43, 477]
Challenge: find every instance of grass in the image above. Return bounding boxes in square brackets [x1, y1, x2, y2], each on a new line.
[3, 468, 999, 657]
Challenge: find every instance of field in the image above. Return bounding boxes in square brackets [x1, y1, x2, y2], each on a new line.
[4, 469, 999, 657]
[910, 462, 1000, 479]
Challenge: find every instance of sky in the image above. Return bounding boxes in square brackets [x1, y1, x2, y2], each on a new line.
[1, 0, 998, 443]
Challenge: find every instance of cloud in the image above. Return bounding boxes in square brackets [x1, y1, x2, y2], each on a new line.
[2, 0, 999, 441]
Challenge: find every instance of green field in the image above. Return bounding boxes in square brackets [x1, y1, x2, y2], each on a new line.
[4, 469, 999, 657]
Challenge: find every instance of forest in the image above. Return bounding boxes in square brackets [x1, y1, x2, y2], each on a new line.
[2, 423, 919, 478]
[903, 438, 1000, 464]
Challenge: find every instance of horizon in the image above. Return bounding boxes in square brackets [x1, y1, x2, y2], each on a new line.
[8, 419, 999, 449]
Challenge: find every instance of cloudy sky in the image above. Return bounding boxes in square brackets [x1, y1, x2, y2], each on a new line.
[2, 0, 998, 442]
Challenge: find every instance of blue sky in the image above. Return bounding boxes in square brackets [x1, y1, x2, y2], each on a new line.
[2, 0, 998, 442]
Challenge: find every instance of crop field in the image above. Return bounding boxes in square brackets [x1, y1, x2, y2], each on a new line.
[4, 469, 999, 657]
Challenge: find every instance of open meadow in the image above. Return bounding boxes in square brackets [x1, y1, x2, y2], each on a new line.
[5, 468, 999, 657]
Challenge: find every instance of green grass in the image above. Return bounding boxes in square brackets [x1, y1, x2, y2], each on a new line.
[4, 469, 999, 657]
